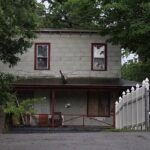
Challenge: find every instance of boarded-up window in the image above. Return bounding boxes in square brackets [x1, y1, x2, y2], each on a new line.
[88, 92, 110, 117]
[91, 43, 107, 71]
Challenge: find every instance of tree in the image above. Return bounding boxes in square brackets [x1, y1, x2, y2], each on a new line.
[0, 0, 45, 132]
[42, 0, 100, 29]
[121, 60, 150, 82]
[0, 73, 16, 132]
[99, 0, 150, 81]
[42, 0, 150, 81]
[0, 0, 45, 104]
[0, 0, 45, 105]
[43, 0, 150, 60]
[0, 73, 16, 106]
[99, 0, 150, 62]
[0, 0, 45, 67]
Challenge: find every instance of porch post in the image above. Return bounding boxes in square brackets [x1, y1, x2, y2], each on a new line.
[51, 90, 55, 128]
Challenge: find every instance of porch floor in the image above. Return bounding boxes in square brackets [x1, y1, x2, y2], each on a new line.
[10, 126, 113, 133]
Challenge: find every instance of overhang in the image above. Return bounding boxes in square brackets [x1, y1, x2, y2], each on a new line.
[35, 28, 99, 34]
[13, 77, 139, 90]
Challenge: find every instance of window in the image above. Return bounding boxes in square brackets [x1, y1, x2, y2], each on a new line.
[34, 43, 50, 70]
[17, 91, 34, 102]
[87, 92, 110, 117]
[91, 43, 107, 71]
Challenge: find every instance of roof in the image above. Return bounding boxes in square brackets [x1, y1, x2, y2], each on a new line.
[13, 77, 139, 89]
[35, 28, 99, 34]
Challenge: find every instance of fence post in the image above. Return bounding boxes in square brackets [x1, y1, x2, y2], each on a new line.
[136, 84, 140, 129]
[126, 89, 130, 128]
[117, 97, 121, 129]
[145, 78, 149, 130]
[115, 101, 119, 128]
[142, 80, 146, 130]
[122, 91, 126, 128]
[131, 87, 135, 129]
[120, 97, 123, 129]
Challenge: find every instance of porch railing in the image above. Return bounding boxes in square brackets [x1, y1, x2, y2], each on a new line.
[28, 113, 113, 128]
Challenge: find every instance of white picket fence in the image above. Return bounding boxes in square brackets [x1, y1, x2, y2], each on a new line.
[115, 78, 149, 130]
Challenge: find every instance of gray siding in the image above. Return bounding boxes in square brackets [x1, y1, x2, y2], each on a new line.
[31, 90, 114, 126]
[34, 90, 50, 114]
[0, 32, 121, 78]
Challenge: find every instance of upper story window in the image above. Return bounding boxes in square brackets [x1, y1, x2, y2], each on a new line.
[34, 43, 50, 70]
[91, 43, 107, 71]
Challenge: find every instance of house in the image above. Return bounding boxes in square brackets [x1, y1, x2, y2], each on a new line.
[0, 29, 137, 128]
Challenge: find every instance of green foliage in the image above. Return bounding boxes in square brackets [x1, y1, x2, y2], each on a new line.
[3, 97, 46, 117]
[121, 60, 150, 82]
[42, 0, 100, 29]
[0, 0, 45, 66]
[99, 0, 150, 62]
[106, 128, 144, 132]
[102, 0, 150, 80]
[0, 73, 16, 106]
[0, 1, 45, 110]
[42, 0, 150, 64]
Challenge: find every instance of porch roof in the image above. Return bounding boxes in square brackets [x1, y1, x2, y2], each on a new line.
[13, 77, 138, 89]
[35, 28, 99, 34]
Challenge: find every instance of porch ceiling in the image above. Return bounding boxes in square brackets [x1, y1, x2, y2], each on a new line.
[13, 77, 139, 89]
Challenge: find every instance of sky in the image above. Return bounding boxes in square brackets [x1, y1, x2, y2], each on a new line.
[122, 53, 138, 64]
[37, 0, 49, 8]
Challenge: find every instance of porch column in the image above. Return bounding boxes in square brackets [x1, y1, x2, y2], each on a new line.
[51, 90, 55, 128]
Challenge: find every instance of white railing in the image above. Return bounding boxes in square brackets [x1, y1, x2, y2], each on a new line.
[115, 78, 149, 130]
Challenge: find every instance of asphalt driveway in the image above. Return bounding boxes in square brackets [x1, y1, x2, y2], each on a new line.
[0, 132, 150, 150]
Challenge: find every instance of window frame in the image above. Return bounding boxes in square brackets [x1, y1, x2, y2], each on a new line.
[91, 43, 107, 71]
[34, 43, 50, 70]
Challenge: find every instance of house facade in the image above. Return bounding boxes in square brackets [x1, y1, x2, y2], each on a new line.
[0, 29, 135, 128]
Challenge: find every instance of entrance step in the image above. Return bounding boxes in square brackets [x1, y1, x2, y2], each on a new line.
[10, 126, 112, 133]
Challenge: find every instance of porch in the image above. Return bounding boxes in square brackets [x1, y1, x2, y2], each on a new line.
[18, 113, 114, 128]
[11, 77, 136, 129]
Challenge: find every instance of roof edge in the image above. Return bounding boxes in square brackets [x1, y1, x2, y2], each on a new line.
[35, 28, 99, 34]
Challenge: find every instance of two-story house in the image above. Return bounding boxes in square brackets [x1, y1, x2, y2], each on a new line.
[0, 29, 136, 128]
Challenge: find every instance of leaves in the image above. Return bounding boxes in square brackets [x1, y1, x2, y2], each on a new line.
[3, 97, 46, 117]
[0, 0, 45, 66]
[0, 73, 15, 106]
[121, 60, 150, 82]
[42, 0, 150, 64]
[42, 0, 99, 29]
[99, 0, 150, 62]
[0, 1, 46, 111]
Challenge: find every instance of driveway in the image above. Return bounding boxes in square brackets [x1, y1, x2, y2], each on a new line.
[0, 132, 150, 150]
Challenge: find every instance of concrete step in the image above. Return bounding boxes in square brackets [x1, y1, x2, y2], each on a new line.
[10, 126, 109, 133]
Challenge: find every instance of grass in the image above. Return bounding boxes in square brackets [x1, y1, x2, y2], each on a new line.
[105, 128, 148, 132]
